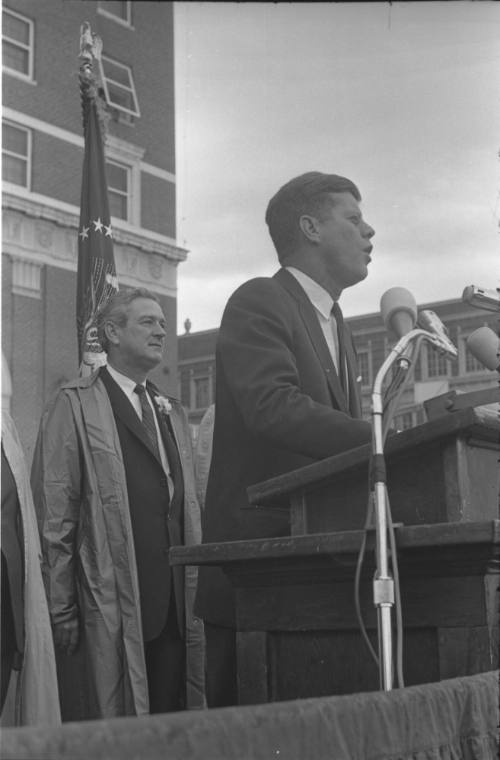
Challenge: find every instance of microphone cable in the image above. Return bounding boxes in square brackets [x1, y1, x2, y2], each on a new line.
[382, 335, 423, 439]
[354, 485, 379, 668]
[354, 336, 422, 687]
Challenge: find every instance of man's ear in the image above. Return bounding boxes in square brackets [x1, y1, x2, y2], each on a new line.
[299, 214, 321, 244]
[104, 320, 120, 347]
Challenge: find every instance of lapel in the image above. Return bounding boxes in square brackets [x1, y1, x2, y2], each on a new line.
[146, 381, 183, 489]
[274, 268, 349, 413]
[344, 329, 363, 419]
[145, 381, 173, 444]
[100, 367, 162, 465]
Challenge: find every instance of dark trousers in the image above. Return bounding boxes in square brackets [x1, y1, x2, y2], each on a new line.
[204, 621, 238, 708]
[144, 594, 185, 714]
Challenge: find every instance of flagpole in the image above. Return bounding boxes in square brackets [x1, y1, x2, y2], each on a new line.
[76, 23, 118, 376]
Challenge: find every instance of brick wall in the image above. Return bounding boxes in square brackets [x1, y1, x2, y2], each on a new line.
[141, 174, 176, 238]
[9, 287, 45, 464]
[3, 0, 175, 171]
[32, 132, 83, 205]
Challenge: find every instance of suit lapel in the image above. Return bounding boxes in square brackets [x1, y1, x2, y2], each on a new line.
[344, 330, 363, 419]
[274, 269, 349, 413]
[146, 382, 184, 491]
[100, 367, 162, 464]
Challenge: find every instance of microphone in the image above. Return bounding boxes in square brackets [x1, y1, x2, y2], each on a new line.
[418, 310, 458, 358]
[467, 326, 500, 372]
[380, 287, 418, 338]
[462, 285, 500, 313]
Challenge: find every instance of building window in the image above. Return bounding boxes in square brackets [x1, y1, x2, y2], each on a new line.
[180, 372, 191, 409]
[105, 135, 144, 227]
[465, 351, 484, 374]
[97, 1, 132, 26]
[394, 407, 424, 430]
[461, 336, 486, 374]
[2, 121, 31, 188]
[99, 56, 140, 118]
[194, 376, 210, 410]
[426, 346, 449, 378]
[394, 411, 415, 431]
[106, 160, 129, 221]
[2, 8, 34, 80]
[357, 349, 371, 387]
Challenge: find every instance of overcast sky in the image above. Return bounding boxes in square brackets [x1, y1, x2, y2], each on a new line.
[174, 1, 500, 333]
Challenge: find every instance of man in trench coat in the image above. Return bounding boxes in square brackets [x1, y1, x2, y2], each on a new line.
[32, 288, 204, 718]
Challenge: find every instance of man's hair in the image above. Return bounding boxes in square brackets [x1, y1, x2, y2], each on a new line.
[96, 288, 160, 352]
[265, 171, 361, 263]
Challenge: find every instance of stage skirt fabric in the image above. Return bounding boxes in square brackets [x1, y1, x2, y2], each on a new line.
[1, 670, 498, 759]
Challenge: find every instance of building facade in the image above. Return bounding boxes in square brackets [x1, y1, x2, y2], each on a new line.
[178, 299, 499, 435]
[2, 0, 184, 460]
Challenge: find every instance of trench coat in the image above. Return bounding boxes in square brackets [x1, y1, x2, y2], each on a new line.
[1, 412, 61, 726]
[31, 371, 205, 717]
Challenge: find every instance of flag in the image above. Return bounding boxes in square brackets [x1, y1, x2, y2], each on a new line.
[76, 27, 118, 374]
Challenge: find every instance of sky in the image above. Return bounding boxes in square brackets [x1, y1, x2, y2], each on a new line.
[174, 1, 500, 334]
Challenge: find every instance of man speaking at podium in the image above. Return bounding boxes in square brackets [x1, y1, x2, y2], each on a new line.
[196, 171, 376, 706]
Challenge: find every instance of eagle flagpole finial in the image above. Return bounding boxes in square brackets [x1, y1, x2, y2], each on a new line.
[79, 22, 102, 66]
[78, 22, 107, 137]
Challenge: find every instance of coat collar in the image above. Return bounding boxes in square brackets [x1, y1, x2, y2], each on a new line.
[99, 367, 162, 463]
[273, 268, 349, 413]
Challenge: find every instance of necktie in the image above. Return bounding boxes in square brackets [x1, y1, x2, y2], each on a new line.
[134, 384, 161, 460]
[331, 302, 348, 396]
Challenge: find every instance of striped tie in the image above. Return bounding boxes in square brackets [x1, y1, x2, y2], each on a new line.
[134, 384, 161, 460]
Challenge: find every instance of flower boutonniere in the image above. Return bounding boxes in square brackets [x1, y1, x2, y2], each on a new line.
[154, 395, 172, 416]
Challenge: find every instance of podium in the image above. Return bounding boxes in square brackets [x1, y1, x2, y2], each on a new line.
[247, 405, 500, 535]
[171, 407, 500, 704]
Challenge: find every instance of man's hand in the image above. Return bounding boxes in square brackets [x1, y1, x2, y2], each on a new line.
[53, 618, 79, 655]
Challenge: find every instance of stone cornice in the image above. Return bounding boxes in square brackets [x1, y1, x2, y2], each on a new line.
[2, 188, 188, 262]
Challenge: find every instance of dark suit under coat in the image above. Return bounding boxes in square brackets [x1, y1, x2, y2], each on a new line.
[100, 367, 185, 643]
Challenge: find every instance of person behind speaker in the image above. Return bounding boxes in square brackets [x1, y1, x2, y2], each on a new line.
[32, 288, 204, 718]
[195, 171, 376, 706]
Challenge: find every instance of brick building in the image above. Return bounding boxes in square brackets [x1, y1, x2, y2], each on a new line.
[2, 0, 184, 460]
[178, 299, 499, 435]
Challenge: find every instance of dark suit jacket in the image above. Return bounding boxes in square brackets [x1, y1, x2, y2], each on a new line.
[100, 368, 185, 642]
[196, 268, 372, 627]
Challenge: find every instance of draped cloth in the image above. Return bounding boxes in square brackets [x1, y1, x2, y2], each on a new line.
[2, 671, 498, 759]
[1, 413, 61, 727]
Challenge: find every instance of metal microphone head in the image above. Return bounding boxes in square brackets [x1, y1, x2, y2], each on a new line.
[380, 287, 418, 338]
[462, 285, 500, 313]
[466, 326, 500, 372]
[418, 310, 458, 358]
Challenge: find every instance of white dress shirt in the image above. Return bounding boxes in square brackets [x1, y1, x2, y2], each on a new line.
[106, 363, 174, 492]
[285, 266, 340, 370]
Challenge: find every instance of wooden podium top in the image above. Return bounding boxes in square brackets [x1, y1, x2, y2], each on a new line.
[170, 519, 500, 569]
[247, 406, 500, 508]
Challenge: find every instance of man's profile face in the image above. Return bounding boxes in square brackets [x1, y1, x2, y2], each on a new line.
[112, 297, 167, 373]
[316, 192, 375, 290]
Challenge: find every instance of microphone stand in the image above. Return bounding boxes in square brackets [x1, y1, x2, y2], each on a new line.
[370, 327, 454, 691]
